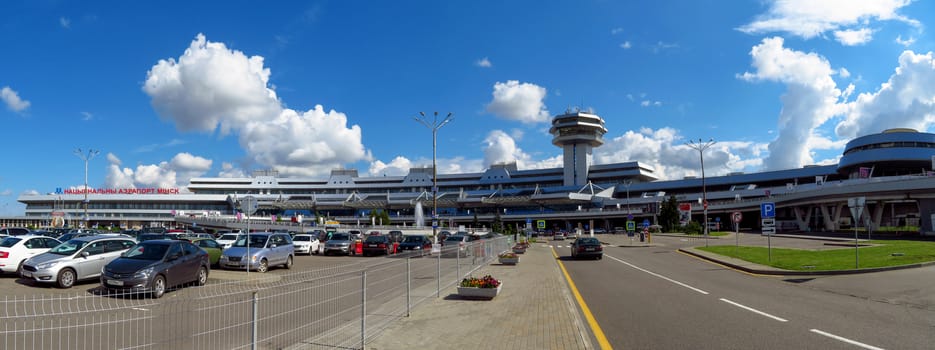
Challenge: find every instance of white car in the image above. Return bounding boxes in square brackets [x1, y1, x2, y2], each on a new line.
[0, 235, 62, 275]
[216, 233, 243, 249]
[292, 234, 321, 255]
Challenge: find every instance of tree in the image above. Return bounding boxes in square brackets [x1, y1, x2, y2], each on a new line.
[491, 209, 504, 233]
[659, 195, 680, 233]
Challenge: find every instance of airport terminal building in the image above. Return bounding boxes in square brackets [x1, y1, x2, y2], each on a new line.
[9, 112, 935, 236]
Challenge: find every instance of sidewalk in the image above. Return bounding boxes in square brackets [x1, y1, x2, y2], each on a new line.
[367, 243, 593, 350]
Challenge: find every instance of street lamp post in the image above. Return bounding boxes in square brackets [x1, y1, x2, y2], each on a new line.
[414, 112, 453, 243]
[686, 139, 715, 247]
[623, 180, 632, 215]
[74, 148, 100, 228]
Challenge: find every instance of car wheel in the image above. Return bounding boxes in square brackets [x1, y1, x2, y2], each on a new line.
[284, 255, 293, 269]
[196, 266, 208, 286]
[56, 268, 76, 289]
[597, 255, 603, 260]
[151, 275, 166, 299]
[257, 259, 269, 273]
[15, 260, 25, 276]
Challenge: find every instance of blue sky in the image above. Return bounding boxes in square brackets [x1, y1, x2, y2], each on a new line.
[2, 0, 934, 215]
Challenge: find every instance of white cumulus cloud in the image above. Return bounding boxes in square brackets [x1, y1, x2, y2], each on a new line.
[739, 37, 845, 170]
[833, 28, 874, 46]
[475, 57, 492, 68]
[1, 86, 31, 112]
[104, 152, 212, 190]
[485, 80, 551, 124]
[836, 50, 935, 138]
[738, 0, 917, 44]
[143, 34, 370, 177]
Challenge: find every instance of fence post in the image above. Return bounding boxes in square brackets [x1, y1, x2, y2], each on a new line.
[457, 247, 461, 281]
[406, 257, 411, 317]
[252, 291, 258, 350]
[436, 249, 441, 298]
[361, 270, 367, 350]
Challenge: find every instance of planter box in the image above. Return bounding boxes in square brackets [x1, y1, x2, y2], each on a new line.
[457, 283, 502, 299]
[512, 248, 526, 254]
[498, 257, 519, 265]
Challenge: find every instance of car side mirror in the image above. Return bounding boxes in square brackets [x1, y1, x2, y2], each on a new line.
[167, 253, 181, 261]
[270, 244, 277, 248]
[80, 251, 90, 258]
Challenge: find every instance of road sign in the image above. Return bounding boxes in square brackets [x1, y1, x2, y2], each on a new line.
[626, 221, 636, 231]
[642, 219, 650, 227]
[715, 217, 720, 222]
[760, 202, 776, 218]
[732, 211, 743, 223]
[627, 214, 634, 220]
[762, 226, 775, 235]
[241, 196, 258, 215]
[703, 200, 708, 210]
[848, 197, 866, 220]
[537, 220, 546, 229]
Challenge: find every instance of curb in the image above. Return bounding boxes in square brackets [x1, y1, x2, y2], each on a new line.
[677, 248, 935, 276]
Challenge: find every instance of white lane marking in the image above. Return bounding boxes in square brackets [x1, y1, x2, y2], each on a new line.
[719, 298, 788, 322]
[810, 329, 885, 350]
[132, 307, 149, 311]
[606, 255, 709, 295]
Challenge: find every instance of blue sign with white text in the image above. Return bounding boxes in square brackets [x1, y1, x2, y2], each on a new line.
[760, 202, 776, 218]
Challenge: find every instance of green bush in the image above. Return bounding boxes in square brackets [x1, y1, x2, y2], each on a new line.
[681, 221, 703, 235]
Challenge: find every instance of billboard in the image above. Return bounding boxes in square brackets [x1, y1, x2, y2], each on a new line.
[679, 203, 692, 226]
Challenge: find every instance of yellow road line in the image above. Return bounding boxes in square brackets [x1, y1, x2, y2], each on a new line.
[551, 247, 614, 350]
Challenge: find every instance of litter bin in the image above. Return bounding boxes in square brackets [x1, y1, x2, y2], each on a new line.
[639, 231, 645, 242]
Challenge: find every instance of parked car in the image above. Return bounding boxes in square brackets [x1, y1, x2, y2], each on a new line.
[387, 230, 404, 243]
[137, 233, 173, 242]
[21, 235, 137, 288]
[570, 237, 603, 260]
[0, 227, 31, 236]
[101, 240, 210, 298]
[0, 235, 62, 275]
[57, 229, 101, 242]
[441, 234, 474, 257]
[218, 233, 294, 273]
[323, 232, 356, 256]
[292, 234, 321, 255]
[397, 235, 432, 256]
[553, 232, 566, 241]
[216, 233, 243, 249]
[185, 237, 223, 266]
[361, 235, 392, 256]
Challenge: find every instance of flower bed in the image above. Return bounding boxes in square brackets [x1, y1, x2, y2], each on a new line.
[498, 251, 520, 265]
[457, 275, 502, 299]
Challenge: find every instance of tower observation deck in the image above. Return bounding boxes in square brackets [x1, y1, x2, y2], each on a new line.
[549, 110, 608, 186]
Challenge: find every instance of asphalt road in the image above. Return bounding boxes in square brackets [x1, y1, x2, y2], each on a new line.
[551, 234, 935, 350]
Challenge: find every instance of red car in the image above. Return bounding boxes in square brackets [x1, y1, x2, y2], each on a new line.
[361, 235, 393, 256]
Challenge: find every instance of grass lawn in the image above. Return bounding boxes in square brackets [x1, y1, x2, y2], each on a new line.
[698, 240, 935, 271]
[677, 231, 731, 237]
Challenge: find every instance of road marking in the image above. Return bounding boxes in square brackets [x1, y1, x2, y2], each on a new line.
[810, 329, 885, 350]
[551, 247, 613, 350]
[719, 298, 788, 322]
[605, 255, 709, 295]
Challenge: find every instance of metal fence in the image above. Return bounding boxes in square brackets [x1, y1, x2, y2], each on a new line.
[0, 236, 513, 350]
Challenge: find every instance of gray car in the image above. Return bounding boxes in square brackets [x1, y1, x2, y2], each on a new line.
[323, 232, 355, 256]
[21, 235, 137, 288]
[218, 233, 294, 273]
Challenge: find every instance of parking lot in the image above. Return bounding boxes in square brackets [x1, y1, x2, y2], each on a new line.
[0, 249, 422, 298]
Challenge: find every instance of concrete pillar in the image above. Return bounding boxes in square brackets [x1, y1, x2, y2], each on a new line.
[793, 206, 812, 231]
[819, 205, 836, 231]
[870, 201, 885, 231]
[916, 199, 935, 236]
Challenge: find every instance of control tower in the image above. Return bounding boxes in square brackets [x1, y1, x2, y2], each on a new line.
[549, 109, 608, 187]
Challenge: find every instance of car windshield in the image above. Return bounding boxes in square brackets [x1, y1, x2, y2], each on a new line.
[329, 233, 350, 241]
[403, 236, 424, 243]
[444, 236, 464, 242]
[123, 243, 170, 260]
[219, 234, 240, 240]
[294, 235, 311, 242]
[232, 235, 269, 248]
[577, 238, 599, 245]
[365, 236, 386, 243]
[48, 240, 88, 255]
[0, 237, 22, 248]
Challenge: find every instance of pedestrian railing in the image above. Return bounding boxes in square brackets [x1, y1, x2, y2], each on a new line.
[0, 236, 512, 350]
